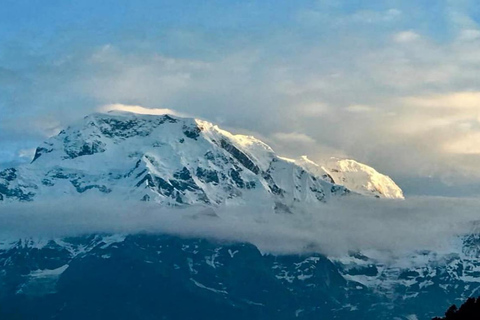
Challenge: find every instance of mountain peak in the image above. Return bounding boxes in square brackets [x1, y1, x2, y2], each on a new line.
[323, 157, 404, 199]
[295, 156, 404, 199]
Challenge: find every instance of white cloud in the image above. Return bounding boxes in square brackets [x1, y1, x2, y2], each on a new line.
[17, 148, 35, 159]
[272, 132, 316, 145]
[448, 10, 479, 31]
[346, 104, 375, 113]
[458, 29, 480, 41]
[385, 8, 402, 19]
[352, 8, 402, 23]
[296, 102, 330, 117]
[402, 92, 480, 109]
[99, 104, 188, 117]
[393, 30, 420, 43]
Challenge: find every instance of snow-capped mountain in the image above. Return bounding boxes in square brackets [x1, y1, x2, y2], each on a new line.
[1, 111, 479, 320]
[0, 111, 402, 209]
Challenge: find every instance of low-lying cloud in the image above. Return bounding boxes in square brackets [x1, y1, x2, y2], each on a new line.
[1, 196, 479, 260]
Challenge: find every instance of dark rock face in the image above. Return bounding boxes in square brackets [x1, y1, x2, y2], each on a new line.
[196, 167, 220, 185]
[229, 168, 245, 188]
[134, 163, 211, 204]
[0, 168, 17, 182]
[40, 169, 111, 194]
[64, 140, 106, 159]
[95, 114, 178, 139]
[219, 139, 260, 175]
[262, 172, 284, 197]
[0, 168, 35, 202]
[31, 145, 54, 163]
[183, 124, 202, 140]
[331, 185, 350, 195]
[70, 178, 111, 194]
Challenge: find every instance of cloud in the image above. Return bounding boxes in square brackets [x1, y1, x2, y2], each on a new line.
[402, 92, 480, 109]
[352, 8, 402, 23]
[297, 6, 402, 27]
[296, 102, 330, 117]
[345, 104, 375, 113]
[272, 132, 316, 145]
[385, 92, 480, 158]
[1, 196, 480, 261]
[17, 148, 35, 160]
[458, 29, 480, 41]
[99, 104, 188, 117]
[393, 30, 420, 43]
[270, 132, 319, 158]
[444, 132, 480, 155]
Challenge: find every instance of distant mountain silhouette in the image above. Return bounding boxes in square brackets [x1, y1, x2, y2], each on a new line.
[433, 297, 480, 320]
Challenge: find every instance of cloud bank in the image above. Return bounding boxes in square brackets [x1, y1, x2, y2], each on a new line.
[0, 196, 479, 260]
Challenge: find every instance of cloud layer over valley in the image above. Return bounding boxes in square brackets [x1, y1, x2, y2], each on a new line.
[1, 196, 479, 259]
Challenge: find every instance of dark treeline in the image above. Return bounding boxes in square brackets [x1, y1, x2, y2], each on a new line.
[433, 297, 480, 320]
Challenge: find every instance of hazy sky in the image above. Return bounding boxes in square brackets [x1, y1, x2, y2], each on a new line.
[1, 0, 480, 196]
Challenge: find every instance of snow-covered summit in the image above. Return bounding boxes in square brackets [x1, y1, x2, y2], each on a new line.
[295, 156, 404, 199]
[324, 158, 404, 199]
[316, 157, 403, 199]
[0, 111, 403, 209]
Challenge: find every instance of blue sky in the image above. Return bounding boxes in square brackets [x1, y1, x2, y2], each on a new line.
[1, 0, 480, 196]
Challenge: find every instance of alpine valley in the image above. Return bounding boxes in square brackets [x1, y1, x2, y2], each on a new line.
[0, 111, 477, 320]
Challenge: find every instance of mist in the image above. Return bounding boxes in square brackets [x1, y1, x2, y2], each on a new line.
[0, 196, 479, 260]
